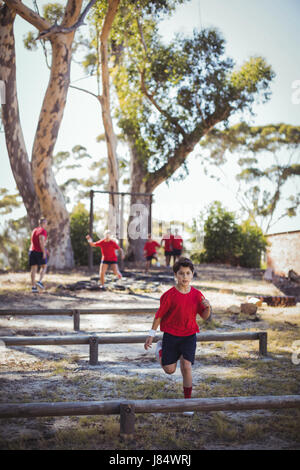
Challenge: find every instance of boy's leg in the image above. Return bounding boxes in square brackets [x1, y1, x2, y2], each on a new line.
[99, 262, 109, 286]
[39, 263, 47, 283]
[157, 333, 178, 375]
[180, 357, 193, 389]
[112, 263, 122, 279]
[31, 265, 37, 287]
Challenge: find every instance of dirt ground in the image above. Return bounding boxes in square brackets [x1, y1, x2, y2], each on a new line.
[0, 264, 300, 450]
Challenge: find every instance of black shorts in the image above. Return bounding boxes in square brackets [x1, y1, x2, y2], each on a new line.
[146, 254, 157, 261]
[161, 332, 197, 366]
[29, 251, 47, 267]
[164, 251, 172, 256]
[101, 260, 117, 265]
[172, 249, 182, 256]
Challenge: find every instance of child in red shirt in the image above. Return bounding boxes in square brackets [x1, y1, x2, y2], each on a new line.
[29, 217, 48, 293]
[144, 234, 160, 273]
[161, 229, 174, 267]
[144, 257, 211, 415]
[86, 230, 124, 290]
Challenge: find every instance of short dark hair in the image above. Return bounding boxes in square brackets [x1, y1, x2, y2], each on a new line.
[173, 257, 194, 274]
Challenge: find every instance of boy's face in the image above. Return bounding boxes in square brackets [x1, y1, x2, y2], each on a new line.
[175, 266, 193, 287]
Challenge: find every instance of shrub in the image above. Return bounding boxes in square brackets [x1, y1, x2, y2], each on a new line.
[195, 201, 267, 268]
[70, 203, 101, 266]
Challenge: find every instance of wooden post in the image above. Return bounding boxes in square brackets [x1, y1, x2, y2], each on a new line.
[88, 190, 94, 271]
[73, 310, 80, 332]
[259, 332, 267, 356]
[89, 336, 99, 365]
[120, 403, 135, 435]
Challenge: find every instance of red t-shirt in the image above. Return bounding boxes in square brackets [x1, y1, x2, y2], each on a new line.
[155, 286, 207, 336]
[144, 240, 160, 257]
[161, 234, 174, 252]
[30, 227, 47, 252]
[172, 236, 183, 250]
[94, 239, 120, 261]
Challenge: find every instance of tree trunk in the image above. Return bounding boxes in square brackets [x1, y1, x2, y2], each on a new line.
[99, 0, 121, 238]
[126, 139, 152, 262]
[0, 4, 40, 228]
[31, 32, 77, 269]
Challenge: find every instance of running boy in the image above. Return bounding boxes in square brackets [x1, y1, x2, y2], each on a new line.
[144, 234, 160, 273]
[161, 229, 174, 267]
[29, 217, 48, 293]
[86, 230, 124, 290]
[144, 257, 211, 414]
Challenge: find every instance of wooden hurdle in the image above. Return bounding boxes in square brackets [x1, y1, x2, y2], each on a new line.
[0, 395, 299, 435]
[0, 308, 157, 331]
[0, 331, 268, 365]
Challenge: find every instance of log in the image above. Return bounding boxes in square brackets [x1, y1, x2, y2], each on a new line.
[0, 331, 262, 346]
[0, 395, 299, 419]
[0, 308, 157, 316]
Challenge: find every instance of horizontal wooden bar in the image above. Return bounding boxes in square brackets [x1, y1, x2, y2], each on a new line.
[0, 308, 157, 316]
[0, 395, 299, 419]
[0, 331, 262, 346]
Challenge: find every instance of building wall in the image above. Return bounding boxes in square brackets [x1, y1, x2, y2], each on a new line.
[266, 230, 300, 276]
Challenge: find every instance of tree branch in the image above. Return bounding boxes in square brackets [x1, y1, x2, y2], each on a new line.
[3, 0, 51, 31]
[140, 69, 187, 138]
[69, 84, 99, 100]
[37, 0, 97, 40]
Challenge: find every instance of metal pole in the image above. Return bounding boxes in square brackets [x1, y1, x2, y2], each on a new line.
[148, 194, 153, 236]
[88, 190, 94, 271]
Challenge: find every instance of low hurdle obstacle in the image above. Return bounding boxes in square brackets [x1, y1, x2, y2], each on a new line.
[0, 331, 268, 364]
[0, 308, 157, 331]
[0, 395, 299, 435]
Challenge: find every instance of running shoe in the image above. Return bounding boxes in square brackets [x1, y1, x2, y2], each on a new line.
[32, 286, 38, 293]
[36, 281, 44, 289]
[155, 340, 162, 362]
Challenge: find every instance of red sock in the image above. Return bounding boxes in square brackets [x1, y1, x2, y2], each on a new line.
[159, 349, 162, 359]
[183, 386, 192, 399]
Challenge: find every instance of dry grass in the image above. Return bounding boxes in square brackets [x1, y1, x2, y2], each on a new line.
[0, 267, 300, 449]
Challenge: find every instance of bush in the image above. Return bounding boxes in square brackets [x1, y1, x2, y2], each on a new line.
[203, 201, 242, 265]
[238, 220, 267, 268]
[197, 201, 267, 268]
[70, 203, 101, 266]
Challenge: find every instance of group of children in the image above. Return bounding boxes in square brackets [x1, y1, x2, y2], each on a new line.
[29, 224, 211, 413]
[144, 229, 183, 272]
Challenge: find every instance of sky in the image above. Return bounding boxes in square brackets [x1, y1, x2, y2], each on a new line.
[1, 0, 300, 236]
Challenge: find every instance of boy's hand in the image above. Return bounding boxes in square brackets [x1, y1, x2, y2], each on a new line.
[144, 336, 153, 350]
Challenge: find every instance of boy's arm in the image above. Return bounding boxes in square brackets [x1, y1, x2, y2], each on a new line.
[144, 317, 161, 350]
[39, 235, 47, 259]
[86, 235, 98, 247]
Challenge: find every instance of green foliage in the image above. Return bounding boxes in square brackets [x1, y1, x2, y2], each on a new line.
[202, 202, 242, 265]
[199, 122, 300, 232]
[0, 215, 31, 271]
[238, 220, 267, 268]
[70, 202, 101, 266]
[0, 188, 22, 215]
[194, 201, 266, 268]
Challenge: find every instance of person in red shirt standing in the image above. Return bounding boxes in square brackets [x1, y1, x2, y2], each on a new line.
[144, 234, 161, 273]
[172, 228, 183, 263]
[29, 217, 48, 293]
[86, 230, 124, 290]
[144, 257, 211, 415]
[161, 229, 174, 267]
